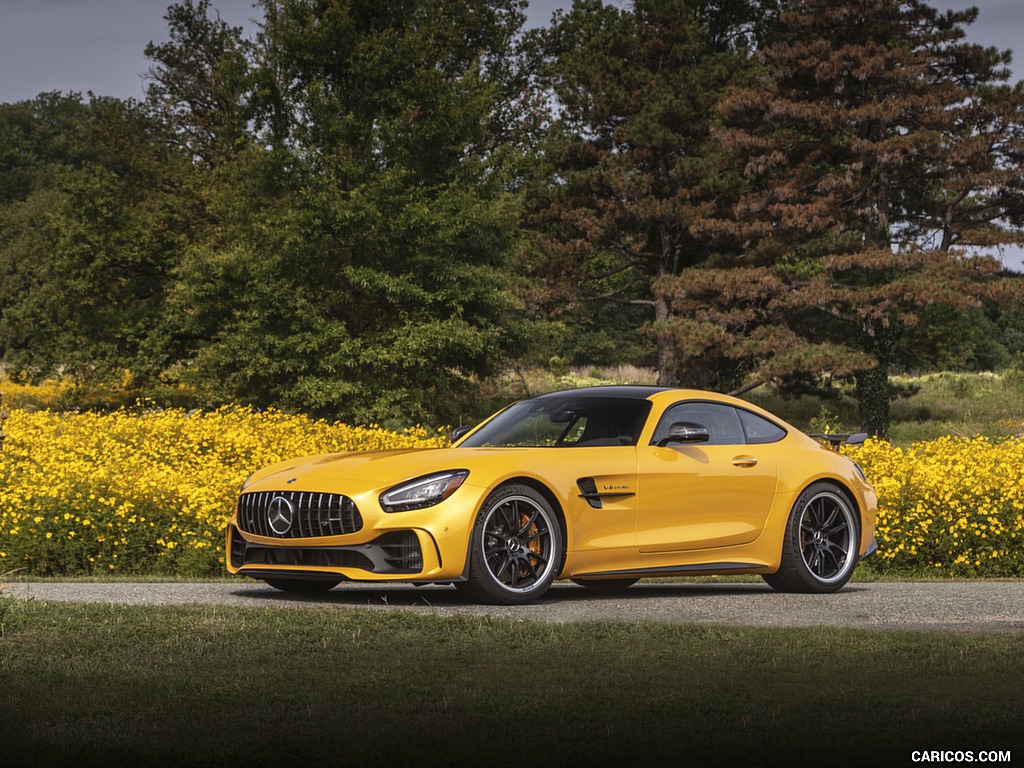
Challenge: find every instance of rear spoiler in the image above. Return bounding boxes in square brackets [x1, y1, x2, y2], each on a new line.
[807, 432, 869, 449]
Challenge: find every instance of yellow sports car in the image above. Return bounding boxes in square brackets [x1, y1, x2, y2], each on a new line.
[226, 386, 877, 604]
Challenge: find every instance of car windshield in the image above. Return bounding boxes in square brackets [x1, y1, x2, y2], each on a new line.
[459, 396, 652, 448]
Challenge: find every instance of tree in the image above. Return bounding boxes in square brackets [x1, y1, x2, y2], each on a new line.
[0, 93, 96, 203]
[652, 264, 871, 395]
[0, 95, 192, 383]
[715, 0, 1024, 436]
[145, 0, 253, 168]
[169, 0, 534, 423]
[528, 0, 763, 387]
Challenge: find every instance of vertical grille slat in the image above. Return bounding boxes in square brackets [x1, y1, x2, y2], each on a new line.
[236, 490, 363, 538]
[243, 492, 267, 537]
[258, 491, 270, 537]
[343, 497, 356, 532]
[260, 491, 269, 537]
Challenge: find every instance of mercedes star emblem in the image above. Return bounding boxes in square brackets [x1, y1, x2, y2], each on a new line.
[267, 495, 296, 535]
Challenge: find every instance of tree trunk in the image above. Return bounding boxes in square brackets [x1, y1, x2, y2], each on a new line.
[655, 223, 679, 388]
[855, 363, 890, 438]
[654, 291, 678, 387]
[855, 325, 898, 440]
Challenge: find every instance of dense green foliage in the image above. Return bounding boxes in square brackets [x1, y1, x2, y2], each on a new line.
[0, 95, 192, 385]
[1, 0, 1024, 429]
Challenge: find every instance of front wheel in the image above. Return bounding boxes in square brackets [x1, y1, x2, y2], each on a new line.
[455, 484, 563, 605]
[763, 482, 860, 593]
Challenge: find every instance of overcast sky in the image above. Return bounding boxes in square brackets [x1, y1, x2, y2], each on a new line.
[2, 0, 1022, 268]
[1, 0, 1020, 105]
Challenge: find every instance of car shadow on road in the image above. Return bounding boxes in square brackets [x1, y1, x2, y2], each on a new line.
[231, 580, 870, 608]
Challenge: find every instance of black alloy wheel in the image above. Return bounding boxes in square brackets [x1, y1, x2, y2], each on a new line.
[763, 481, 859, 593]
[456, 484, 563, 605]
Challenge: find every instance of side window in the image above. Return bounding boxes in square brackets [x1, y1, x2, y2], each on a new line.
[652, 402, 745, 446]
[737, 409, 787, 444]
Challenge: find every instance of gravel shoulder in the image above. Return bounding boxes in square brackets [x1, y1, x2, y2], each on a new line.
[4, 579, 1024, 632]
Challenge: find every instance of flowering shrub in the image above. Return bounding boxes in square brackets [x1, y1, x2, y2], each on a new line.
[2, 399, 1023, 578]
[0, 371, 197, 412]
[0, 406, 447, 576]
[847, 437, 1024, 576]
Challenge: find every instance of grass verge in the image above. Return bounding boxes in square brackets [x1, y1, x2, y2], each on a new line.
[0, 600, 1021, 767]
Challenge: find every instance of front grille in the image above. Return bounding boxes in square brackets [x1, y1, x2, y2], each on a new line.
[237, 491, 363, 538]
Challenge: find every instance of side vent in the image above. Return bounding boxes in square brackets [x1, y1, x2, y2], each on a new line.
[577, 478, 637, 510]
[577, 478, 603, 509]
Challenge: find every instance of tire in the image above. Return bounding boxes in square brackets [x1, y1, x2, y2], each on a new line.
[571, 578, 638, 590]
[455, 484, 563, 605]
[760, 571, 793, 591]
[263, 577, 341, 593]
[763, 482, 860, 593]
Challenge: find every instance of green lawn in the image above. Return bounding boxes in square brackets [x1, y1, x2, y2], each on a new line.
[1, 599, 1021, 767]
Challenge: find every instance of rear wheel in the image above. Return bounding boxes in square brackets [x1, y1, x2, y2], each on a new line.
[763, 482, 859, 593]
[456, 484, 563, 605]
[263, 578, 341, 593]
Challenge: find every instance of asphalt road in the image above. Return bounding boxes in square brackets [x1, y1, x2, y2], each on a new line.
[4, 579, 1024, 632]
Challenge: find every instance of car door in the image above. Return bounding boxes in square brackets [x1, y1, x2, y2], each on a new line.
[636, 401, 780, 553]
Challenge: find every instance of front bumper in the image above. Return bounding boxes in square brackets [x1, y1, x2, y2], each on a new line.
[859, 535, 878, 562]
[225, 482, 486, 583]
[228, 527, 426, 574]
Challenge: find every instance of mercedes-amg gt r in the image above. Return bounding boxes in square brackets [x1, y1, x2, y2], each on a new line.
[226, 386, 877, 604]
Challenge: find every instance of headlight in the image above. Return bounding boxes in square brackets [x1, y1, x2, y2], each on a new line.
[380, 470, 470, 512]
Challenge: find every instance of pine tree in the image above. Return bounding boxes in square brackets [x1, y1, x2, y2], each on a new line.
[529, 0, 761, 387]
[716, 0, 1024, 436]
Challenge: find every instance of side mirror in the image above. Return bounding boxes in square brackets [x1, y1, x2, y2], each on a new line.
[549, 410, 577, 424]
[450, 425, 473, 442]
[657, 422, 710, 447]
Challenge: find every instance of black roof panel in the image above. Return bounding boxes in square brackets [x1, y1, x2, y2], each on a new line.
[527, 386, 672, 401]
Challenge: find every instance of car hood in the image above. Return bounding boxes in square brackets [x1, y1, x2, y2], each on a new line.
[245, 447, 477, 493]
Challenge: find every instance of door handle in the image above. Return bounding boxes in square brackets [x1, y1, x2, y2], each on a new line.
[731, 456, 758, 468]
